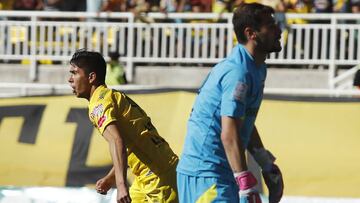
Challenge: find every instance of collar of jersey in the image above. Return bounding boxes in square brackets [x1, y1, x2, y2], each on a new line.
[235, 44, 266, 70]
[89, 85, 107, 103]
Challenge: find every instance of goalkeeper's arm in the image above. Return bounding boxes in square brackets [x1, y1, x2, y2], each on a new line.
[221, 116, 261, 203]
[221, 116, 248, 173]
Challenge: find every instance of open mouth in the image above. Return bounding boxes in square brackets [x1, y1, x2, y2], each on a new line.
[70, 86, 76, 94]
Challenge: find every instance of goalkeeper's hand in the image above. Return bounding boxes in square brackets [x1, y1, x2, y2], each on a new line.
[252, 148, 284, 203]
[235, 171, 262, 203]
[262, 164, 283, 203]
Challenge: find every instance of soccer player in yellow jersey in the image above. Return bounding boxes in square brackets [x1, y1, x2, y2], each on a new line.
[68, 49, 179, 203]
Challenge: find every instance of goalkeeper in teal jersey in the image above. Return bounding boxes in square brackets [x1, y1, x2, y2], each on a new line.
[177, 3, 284, 203]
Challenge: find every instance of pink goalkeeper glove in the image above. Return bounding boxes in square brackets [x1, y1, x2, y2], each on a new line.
[235, 171, 262, 203]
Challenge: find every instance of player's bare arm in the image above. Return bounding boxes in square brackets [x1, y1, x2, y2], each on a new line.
[102, 123, 131, 203]
[223, 117, 262, 202]
[221, 116, 247, 172]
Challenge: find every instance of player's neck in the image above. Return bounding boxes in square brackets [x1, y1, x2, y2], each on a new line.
[244, 44, 266, 66]
[87, 85, 100, 101]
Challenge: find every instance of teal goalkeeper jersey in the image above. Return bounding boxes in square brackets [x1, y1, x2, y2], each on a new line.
[177, 44, 267, 181]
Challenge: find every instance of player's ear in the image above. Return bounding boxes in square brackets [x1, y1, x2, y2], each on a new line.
[88, 72, 97, 84]
[244, 27, 257, 41]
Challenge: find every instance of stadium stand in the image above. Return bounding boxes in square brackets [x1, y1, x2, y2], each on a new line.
[1, 11, 360, 97]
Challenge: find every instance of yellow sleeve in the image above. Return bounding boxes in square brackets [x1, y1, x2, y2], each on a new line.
[89, 95, 118, 135]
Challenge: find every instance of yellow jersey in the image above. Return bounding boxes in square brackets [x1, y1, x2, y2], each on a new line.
[88, 85, 178, 178]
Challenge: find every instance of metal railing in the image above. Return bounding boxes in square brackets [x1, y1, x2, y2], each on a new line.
[1, 82, 360, 98]
[0, 11, 360, 90]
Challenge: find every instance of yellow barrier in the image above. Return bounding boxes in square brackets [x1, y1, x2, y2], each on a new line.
[0, 92, 360, 198]
[257, 99, 360, 198]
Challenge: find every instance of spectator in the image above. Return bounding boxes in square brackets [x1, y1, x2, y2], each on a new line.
[261, 0, 287, 31]
[148, 0, 161, 11]
[284, 0, 312, 13]
[313, 0, 333, 13]
[102, 0, 127, 12]
[12, 0, 42, 21]
[128, 0, 153, 23]
[351, 0, 360, 12]
[261, 0, 283, 9]
[0, 0, 15, 10]
[13, 0, 42, 10]
[175, 0, 186, 12]
[190, 0, 212, 12]
[100, 0, 129, 23]
[41, 0, 62, 11]
[160, 0, 186, 13]
[212, 0, 230, 14]
[333, 0, 350, 13]
[128, 0, 148, 13]
[158, 0, 186, 24]
[85, 0, 105, 21]
[61, 0, 85, 11]
[212, 0, 246, 15]
[284, 0, 312, 24]
[87, 0, 104, 13]
[105, 52, 127, 85]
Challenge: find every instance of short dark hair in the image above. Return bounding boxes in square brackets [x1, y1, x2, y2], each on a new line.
[232, 3, 275, 43]
[352, 0, 360, 7]
[70, 49, 107, 85]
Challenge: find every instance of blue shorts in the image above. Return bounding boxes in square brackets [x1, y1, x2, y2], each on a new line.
[177, 172, 239, 203]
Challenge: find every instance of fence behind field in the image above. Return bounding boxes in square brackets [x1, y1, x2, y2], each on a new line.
[1, 11, 360, 90]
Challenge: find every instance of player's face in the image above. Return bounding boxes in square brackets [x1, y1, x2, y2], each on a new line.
[255, 13, 282, 53]
[68, 64, 91, 99]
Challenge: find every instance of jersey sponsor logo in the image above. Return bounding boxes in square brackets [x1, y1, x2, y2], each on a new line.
[90, 104, 104, 120]
[233, 82, 248, 102]
[98, 115, 107, 128]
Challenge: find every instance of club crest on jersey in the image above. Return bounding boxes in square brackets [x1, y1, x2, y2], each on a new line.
[90, 104, 104, 120]
[98, 89, 108, 99]
[233, 82, 247, 102]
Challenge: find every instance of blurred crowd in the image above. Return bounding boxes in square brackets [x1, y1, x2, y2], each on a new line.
[1, 0, 360, 15]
